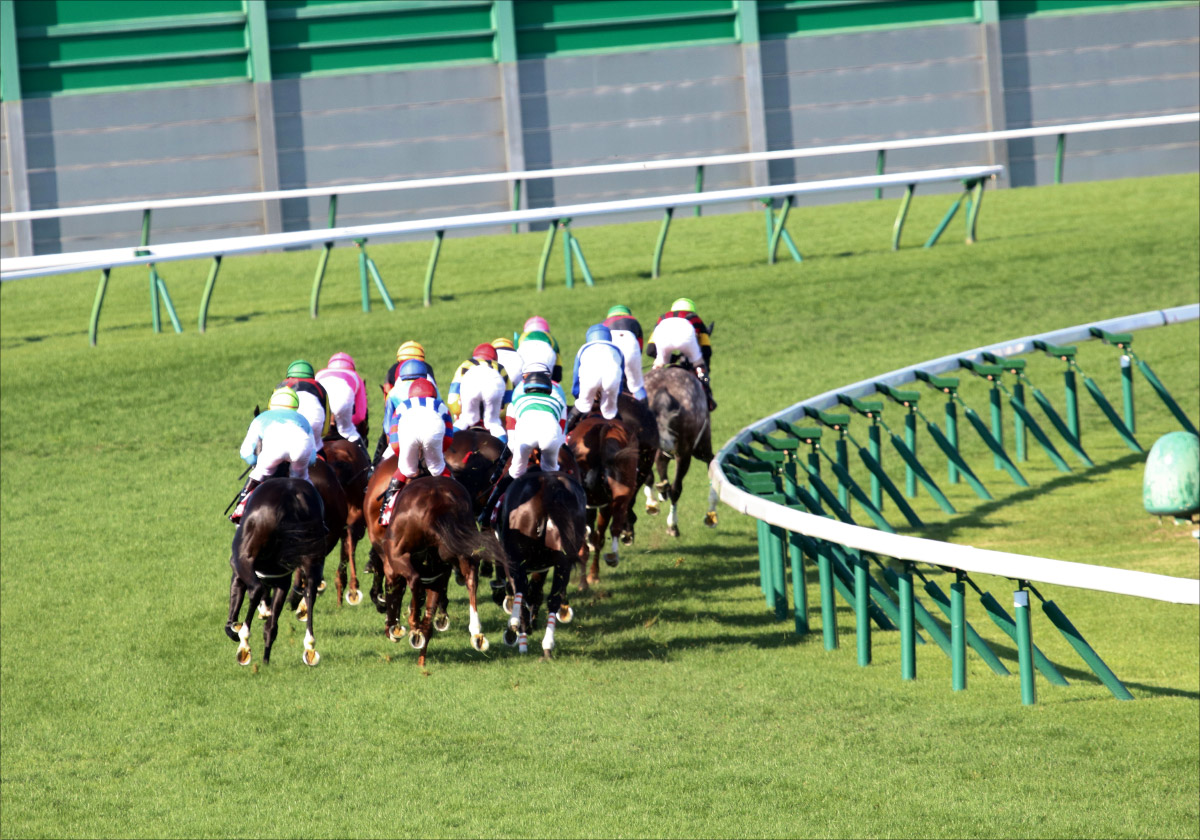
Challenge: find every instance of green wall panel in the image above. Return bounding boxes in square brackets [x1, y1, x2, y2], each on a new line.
[18, 24, 246, 66]
[20, 54, 250, 96]
[513, 0, 737, 58]
[270, 36, 495, 76]
[517, 15, 736, 57]
[998, 0, 1183, 18]
[514, 0, 734, 27]
[759, 0, 978, 38]
[14, 0, 242, 28]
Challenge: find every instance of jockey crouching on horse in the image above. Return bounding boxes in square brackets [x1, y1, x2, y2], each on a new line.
[378, 379, 454, 526]
[316, 352, 368, 453]
[646, 297, 717, 412]
[602, 304, 647, 402]
[279, 359, 331, 457]
[478, 364, 567, 527]
[492, 336, 523, 385]
[516, 318, 563, 383]
[567, 323, 626, 432]
[379, 359, 440, 458]
[448, 343, 512, 444]
[230, 387, 317, 522]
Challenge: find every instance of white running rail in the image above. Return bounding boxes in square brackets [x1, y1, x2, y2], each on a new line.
[710, 304, 1200, 605]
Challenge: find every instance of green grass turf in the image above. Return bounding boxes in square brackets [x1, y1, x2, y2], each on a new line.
[1, 174, 1197, 839]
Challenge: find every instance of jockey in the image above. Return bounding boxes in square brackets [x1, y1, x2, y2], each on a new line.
[479, 365, 567, 526]
[384, 340, 432, 394]
[230, 387, 316, 522]
[381, 359, 441, 453]
[572, 323, 626, 421]
[646, 297, 716, 411]
[279, 359, 330, 453]
[602, 304, 646, 401]
[492, 336, 524, 384]
[378, 379, 454, 526]
[448, 343, 512, 443]
[316, 352, 368, 449]
[517, 329, 561, 384]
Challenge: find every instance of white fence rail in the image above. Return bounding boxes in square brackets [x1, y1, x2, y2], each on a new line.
[710, 304, 1200, 605]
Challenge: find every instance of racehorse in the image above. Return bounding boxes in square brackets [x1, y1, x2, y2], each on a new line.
[371, 476, 507, 666]
[643, 365, 719, 537]
[614, 393, 660, 545]
[495, 466, 586, 656]
[567, 414, 639, 588]
[443, 427, 507, 516]
[285, 456, 349, 621]
[224, 477, 327, 666]
[320, 438, 371, 606]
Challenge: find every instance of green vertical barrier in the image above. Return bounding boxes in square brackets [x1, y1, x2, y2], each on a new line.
[1030, 387, 1094, 466]
[694, 165, 703, 217]
[835, 436, 850, 512]
[891, 184, 915, 250]
[366, 257, 395, 311]
[876, 565, 949, 654]
[310, 244, 332, 318]
[899, 564, 915, 680]
[979, 591, 1068, 686]
[951, 580, 966, 691]
[1013, 381, 1028, 461]
[1065, 369, 1079, 442]
[855, 555, 871, 666]
[768, 525, 789, 621]
[562, 221, 575, 289]
[149, 270, 162, 333]
[154, 272, 183, 333]
[756, 519, 771, 604]
[537, 222, 558, 291]
[989, 386, 1004, 471]
[924, 580, 1010, 676]
[817, 541, 837, 650]
[767, 196, 792, 264]
[89, 269, 111, 347]
[569, 236, 595, 287]
[1082, 376, 1143, 452]
[1120, 355, 1135, 434]
[198, 256, 223, 333]
[875, 149, 885, 199]
[923, 419, 992, 501]
[887, 433, 957, 513]
[904, 410, 917, 498]
[945, 400, 959, 482]
[964, 179, 985, 244]
[424, 230, 444, 308]
[856, 447, 923, 528]
[652, 208, 673, 279]
[1054, 133, 1065, 184]
[787, 532, 809, 635]
[1137, 359, 1199, 436]
[924, 188, 966, 248]
[1008, 394, 1072, 473]
[356, 242, 370, 312]
[1014, 590, 1036, 705]
[828, 548, 907, 636]
[511, 180, 521, 233]
[959, 404, 1029, 487]
[868, 423, 882, 509]
[1040, 598, 1133, 700]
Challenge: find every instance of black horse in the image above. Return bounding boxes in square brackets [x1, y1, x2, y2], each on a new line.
[225, 477, 328, 666]
[495, 466, 587, 657]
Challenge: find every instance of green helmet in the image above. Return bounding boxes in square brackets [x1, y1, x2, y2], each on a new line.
[671, 297, 696, 313]
[268, 387, 300, 411]
[520, 330, 551, 347]
[286, 359, 314, 379]
[607, 304, 632, 318]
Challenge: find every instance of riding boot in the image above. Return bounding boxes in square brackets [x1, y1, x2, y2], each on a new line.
[229, 478, 261, 523]
[695, 366, 717, 412]
[379, 476, 406, 526]
[478, 473, 514, 528]
[565, 406, 583, 434]
[372, 430, 389, 464]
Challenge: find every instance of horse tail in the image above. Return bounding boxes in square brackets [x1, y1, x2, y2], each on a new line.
[240, 480, 327, 572]
[542, 476, 587, 558]
[601, 423, 638, 489]
[649, 386, 680, 454]
[430, 512, 509, 580]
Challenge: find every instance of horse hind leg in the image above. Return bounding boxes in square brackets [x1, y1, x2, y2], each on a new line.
[225, 571, 247, 642]
[461, 559, 489, 653]
[261, 586, 289, 665]
[301, 562, 321, 667]
[704, 483, 719, 528]
[345, 526, 363, 605]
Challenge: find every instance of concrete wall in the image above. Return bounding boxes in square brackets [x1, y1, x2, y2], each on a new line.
[4, 4, 1197, 257]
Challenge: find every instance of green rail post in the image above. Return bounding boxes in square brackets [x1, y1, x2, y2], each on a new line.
[836, 431, 850, 513]
[1039, 594, 1133, 701]
[366, 256, 394, 311]
[924, 186, 967, 248]
[1137, 358, 1198, 436]
[537, 221, 558, 291]
[989, 381, 1004, 471]
[570, 233, 595, 287]
[309, 195, 337, 318]
[694, 165, 704, 217]
[951, 576, 966, 691]
[875, 149, 885, 199]
[905, 404, 918, 498]
[155, 273, 183, 334]
[1028, 382, 1094, 466]
[1120, 354, 1135, 434]
[767, 196, 792, 264]
[923, 577, 1010, 676]
[978, 588, 1068, 686]
[875, 562, 946, 653]
[424, 230, 444, 308]
[762, 198, 775, 251]
[197, 256, 223, 333]
[1040, 340, 1142, 452]
[652, 207, 673, 279]
[89, 269, 111, 347]
[1065, 367, 1079, 443]
[1014, 588, 1036, 705]
[1054, 133, 1065, 184]
[855, 554, 871, 666]
[141, 210, 161, 334]
[355, 240, 370, 312]
[945, 398, 960, 481]
[817, 541, 837, 650]
[768, 525, 789, 621]
[868, 421, 883, 509]
[511, 179, 521, 234]
[788, 532, 809, 635]
[756, 519, 770, 603]
[562, 221, 574, 289]
[899, 562, 915, 680]
[891, 184, 915, 250]
[964, 179, 985, 244]
[1013, 380, 1027, 461]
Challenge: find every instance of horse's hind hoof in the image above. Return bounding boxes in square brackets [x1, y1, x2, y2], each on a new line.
[604, 552, 619, 568]
[502, 627, 518, 647]
[434, 613, 451, 633]
[236, 643, 251, 666]
[557, 606, 574, 624]
[346, 588, 363, 606]
[387, 624, 407, 643]
[295, 602, 308, 622]
[667, 525, 680, 538]
[471, 634, 490, 652]
[257, 602, 272, 619]
[620, 531, 634, 546]
[409, 631, 426, 650]
[502, 595, 513, 615]
[316, 579, 327, 595]
[704, 511, 718, 528]
[226, 623, 242, 642]
[646, 502, 659, 515]
[302, 648, 320, 667]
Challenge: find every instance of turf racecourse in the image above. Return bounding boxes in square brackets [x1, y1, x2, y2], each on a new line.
[1, 174, 1197, 839]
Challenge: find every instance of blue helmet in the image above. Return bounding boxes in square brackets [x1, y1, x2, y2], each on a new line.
[398, 359, 431, 380]
[585, 323, 612, 344]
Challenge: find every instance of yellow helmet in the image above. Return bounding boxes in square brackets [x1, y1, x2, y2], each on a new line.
[492, 337, 515, 350]
[396, 340, 425, 362]
[268, 387, 300, 411]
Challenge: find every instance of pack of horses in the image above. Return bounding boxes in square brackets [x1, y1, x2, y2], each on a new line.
[223, 362, 718, 668]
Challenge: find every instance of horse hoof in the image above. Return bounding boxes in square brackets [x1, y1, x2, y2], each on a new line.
[502, 595, 513, 615]
[236, 643, 251, 666]
[387, 624, 407, 643]
[316, 580, 327, 595]
[434, 613, 451, 633]
[295, 603, 308, 622]
[226, 623, 241, 642]
[620, 532, 634, 546]
[667, 525, 680, 538]
[604, 552, 619, 568]
[557, 606, 574, 624]
[586, 573, 599, 586]
[704, 511, 718, 528]
[302, 648, 320, 667]
[646, 502, 659, 516]
[257, 602, 271, 619]
[346, 588, 363, 606]
[502, 627, 518, 647]
[409, 631, 426, 650]
[471, 634, 489, 652]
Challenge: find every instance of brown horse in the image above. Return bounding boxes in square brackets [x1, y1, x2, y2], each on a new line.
[371, 476, 507, 666]
[495, 467, 586, 656]
[567, 415, 639, 588]
[320, 438, 371, 606]
[225, 477, 327, 666]
[643, 365, 718, 537]
[614, 393, 660, 544]
[285, 456, 349, 622]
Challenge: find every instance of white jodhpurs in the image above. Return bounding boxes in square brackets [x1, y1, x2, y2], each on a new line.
[518, 340, 557, 374]
[250, 424, 314, 482]
[652, 317, 703, 368]
[395, 410, 447, 479]
[509, 412, 564, 478]
[454, 366, 507, 439]
[295, 391, 326, 451]
[318, 375, 360, 442]
[574, 358, 622, 419]
[610, 329, 645, 398]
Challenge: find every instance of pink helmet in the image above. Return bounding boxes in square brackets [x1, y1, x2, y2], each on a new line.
[328, 351, 356, 371]
[524, 316, 550, 334]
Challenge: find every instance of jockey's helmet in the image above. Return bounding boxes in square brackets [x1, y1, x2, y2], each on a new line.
[408, 379, 437, 400]
[472, 343, 498, 361]
[670, 297, 696, 313]
[328, 352, 356, 371]
[287, 360, 315, 379]
[585, 323, 612, 344]
[520, 330, 551, 347]
[524, 316, 550, 334]
[491, 337, 515, 350]
[607, 304, 632, 318]
[268, 387, 300, 411]
[522, 370, 553, 394]
[396, 340, 425, 362]
[398, 359, 432, 381]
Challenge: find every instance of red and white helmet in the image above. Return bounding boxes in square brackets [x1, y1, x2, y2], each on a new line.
[328, 351, 356, 371]
[472, 343, 498, 362]
[408, 379, 437, 400]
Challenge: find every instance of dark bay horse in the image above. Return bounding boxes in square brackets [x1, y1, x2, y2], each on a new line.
[444, 427, 507, 516]
[567, 415, 639, 588]
[644, 365, 718, 537]
[286, 456, 349, 622]
[225, 477, 327, 666]
[615, 393, 660, 544]
[371, 476, 507, 666]
[495, 467, 586, 656]
[321, 438, 371, 606]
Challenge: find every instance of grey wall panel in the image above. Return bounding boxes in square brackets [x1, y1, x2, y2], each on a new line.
[1, 105, 11, 259]
[520, 44, 744, 93]
[20, 85, 256, 135]
[24, 118, 258, 171]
